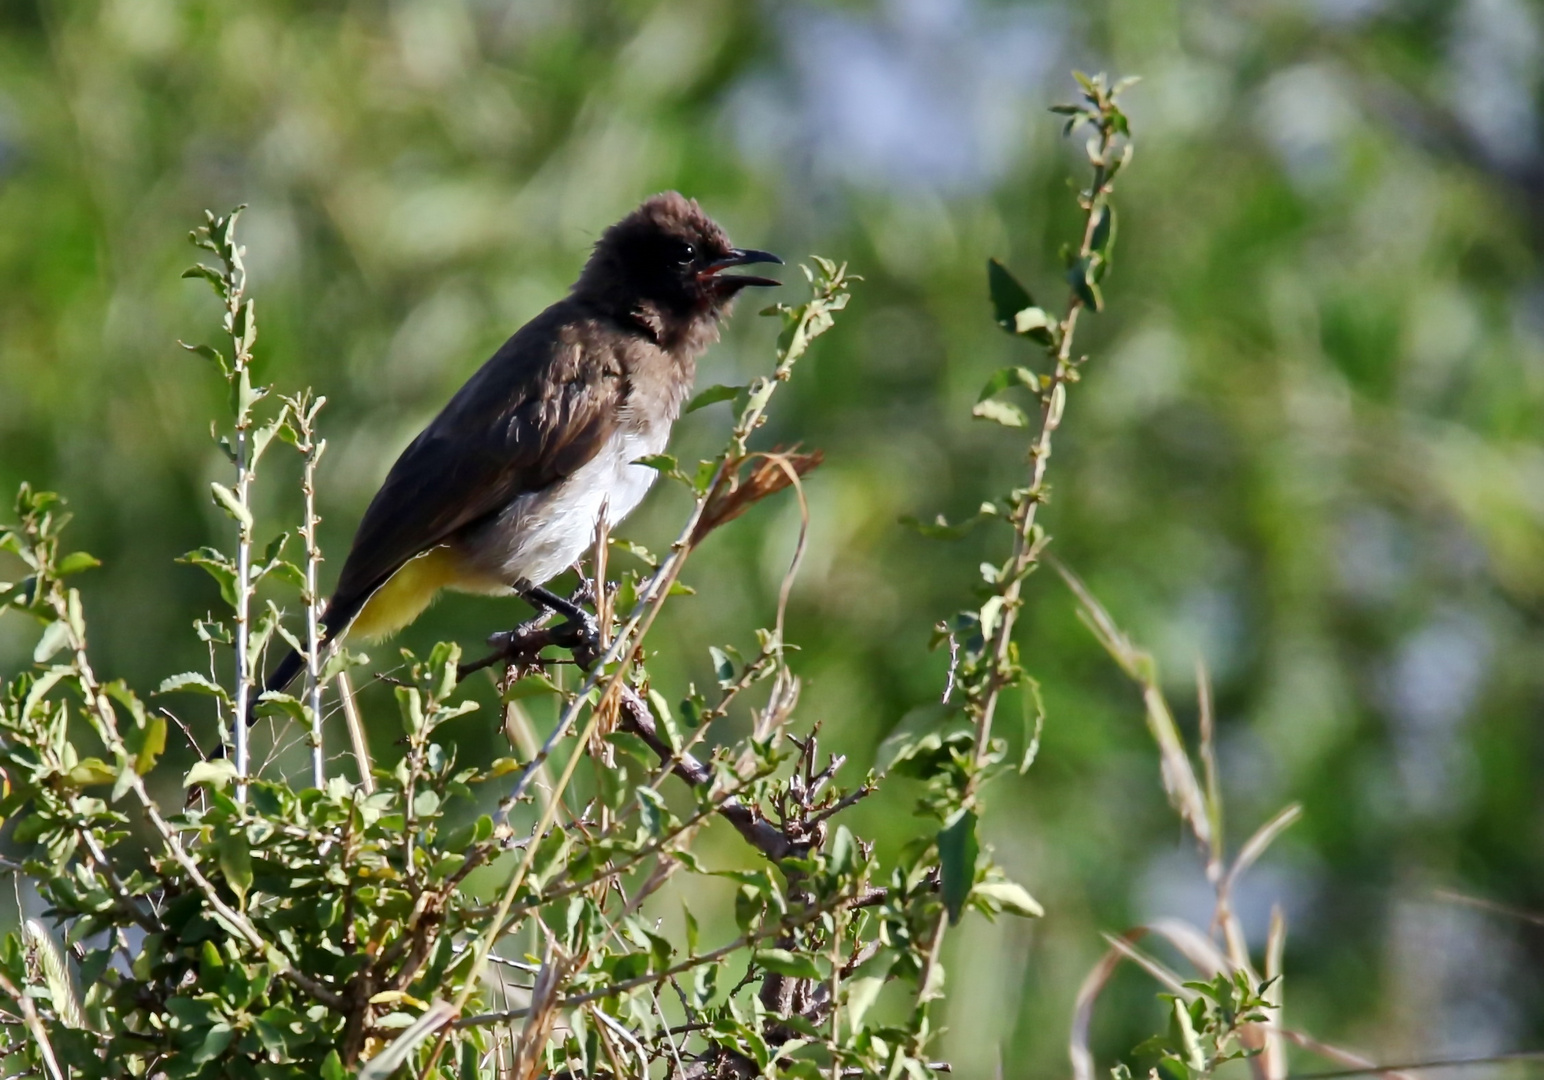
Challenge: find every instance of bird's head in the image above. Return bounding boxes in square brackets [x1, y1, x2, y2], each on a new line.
[575, 192, 782, 334]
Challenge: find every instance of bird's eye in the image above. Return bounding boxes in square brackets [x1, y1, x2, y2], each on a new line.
[673, 240, 696, 265]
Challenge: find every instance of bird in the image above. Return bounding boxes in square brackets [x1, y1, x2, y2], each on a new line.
[256, 192, 782, 708]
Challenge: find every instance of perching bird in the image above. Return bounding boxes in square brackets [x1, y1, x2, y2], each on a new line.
[258, 192, 781, 704]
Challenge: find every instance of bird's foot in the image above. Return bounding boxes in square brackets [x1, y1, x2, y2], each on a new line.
[458, 584, 602, 679]
[520, 583, 602, 669]
[549, 612, 602, 669]
[565, 565, 598, 610]
[456, 611, 549, 679]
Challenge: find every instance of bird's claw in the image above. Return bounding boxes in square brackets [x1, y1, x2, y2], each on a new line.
[551, 610, 602, 669]
[519, 583, 602, 667]
[566, 566, 598, 609]
[476, 609, 599, 671]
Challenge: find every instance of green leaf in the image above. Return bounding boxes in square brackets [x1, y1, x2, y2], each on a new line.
[1067, 257, 1103, 311]
[396, 686, 424, 735]
[112, 761, 137, 803]
[1020, 677, 1045, 774]
[136, 716, 168, 775]
[321, 646, 370, 683]
[231, 366, 266, 426]
[178, 547, 239, 607]
[735, 887, 765, 933]
[987, 258, 1036, 333]
[979, 595, 1006, 637]
[899, 501, 1000, 541]
[610, 538, 657, 567]
[972, 399, 1029, 427]
[19, 667, 68, 725]
[181, 264, 226, 292]
[977, 366, 1037, 402]
[692, 458, 719, 494]
[11, 813, 50, 845]
[1090, 205, 1117, 255]
[691, 962, 717, 1008]
[216, 832, 252, 902]
[633, 454, 689, 487]
[32, 620, 70, 663]
[209, 482, 252, 529]
[254, 691, 309, 725]
[56, 551, 101, 576]
[880, 728, 974, 778]
[191, 1020, 235, 1064]
[684, 383, 744, 414]
[606, 951, 649, 985]
[65, 758, 116, 789]
[828, 825, 856, 875]
[972, 880, 1044, 918]
[103, 679, 148, 728]
[263, 559, 306, 590]
[605, 731, 657, 766]
[754, 949, 823, 980]
[845, 976, 885, 1031]
[195, 618, 232, 645]
[438, 818, 479, 852]
[502, 672, 562, 701]
[184, 326, 232, 371]
[636, 785, 667, 837]
[708, 646, 736, 687]
[1013, 306, 1056, 344]
[251, 407, 290, 464]
[938, 808, 979, 925]
[158, 671, 231, 701]
[528, 827, 571, 888]
[320, 1050, 345, 1080]
[184, 758, 239, 790]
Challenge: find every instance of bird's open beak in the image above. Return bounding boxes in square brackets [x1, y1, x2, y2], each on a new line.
[697, 248, 784, 289]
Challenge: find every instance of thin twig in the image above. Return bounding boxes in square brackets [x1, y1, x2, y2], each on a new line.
[337, 668, 374, 794]
[1434, 888, 1544, 928]
[292, 392, 328, 789]
[1281, 1053, 1544, 1080]
[969, 111, 1122, 780]
[0, 968, 64, 1080]
[455, 888, 866, 1029]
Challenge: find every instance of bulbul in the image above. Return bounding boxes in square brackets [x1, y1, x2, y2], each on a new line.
[258, 192, 781, 705]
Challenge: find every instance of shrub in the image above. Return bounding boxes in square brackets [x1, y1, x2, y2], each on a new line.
[0, 74, 1137, 1080]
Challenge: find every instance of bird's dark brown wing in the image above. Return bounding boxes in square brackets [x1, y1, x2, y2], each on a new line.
[325, 302, 625, 628]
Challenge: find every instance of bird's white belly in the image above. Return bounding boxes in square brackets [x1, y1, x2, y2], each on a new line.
[456, 425, 665, 590]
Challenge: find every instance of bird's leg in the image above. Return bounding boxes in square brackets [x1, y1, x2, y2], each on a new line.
[462, 607, 553, 679]
[459, 583, 602, 679]
[521, 583, 602, 668]
[521, 584, 594, 629]
[567, 563, 597, 609]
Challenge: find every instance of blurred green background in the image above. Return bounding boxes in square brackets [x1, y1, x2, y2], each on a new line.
[2, 0, 1542, 1074]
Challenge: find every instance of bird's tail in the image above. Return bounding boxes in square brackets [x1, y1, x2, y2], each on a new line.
[253, 648, 308, 719]
[246, 591, 369, 726]
[246, 548, 459, 725]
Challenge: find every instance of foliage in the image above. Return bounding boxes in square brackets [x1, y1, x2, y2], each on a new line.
[0, 75, 1137, 1070]
[1114, 973, 1273, 1080]
[5, 1, 1544, 1074]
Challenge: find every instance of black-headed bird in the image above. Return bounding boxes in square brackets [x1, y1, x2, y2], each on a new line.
[258, 192, 781, 704]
